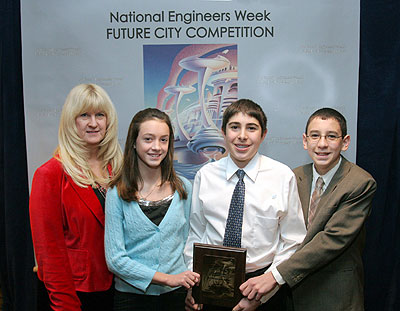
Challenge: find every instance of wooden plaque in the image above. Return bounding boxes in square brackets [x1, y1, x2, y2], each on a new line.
[192, 243, 246, 308]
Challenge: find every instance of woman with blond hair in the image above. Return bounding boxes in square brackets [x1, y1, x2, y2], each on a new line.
[30, 83, 123, 310]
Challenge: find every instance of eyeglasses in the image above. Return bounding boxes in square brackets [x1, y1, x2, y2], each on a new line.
[306, 134, 343, 142]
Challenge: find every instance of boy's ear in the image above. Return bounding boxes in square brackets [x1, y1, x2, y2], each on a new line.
[302, 133, 308, 150]
[341, 134, 350, 151]
[261, 129, 268, 140]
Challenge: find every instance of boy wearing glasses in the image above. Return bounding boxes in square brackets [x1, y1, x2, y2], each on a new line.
[240, 108, 377, 311]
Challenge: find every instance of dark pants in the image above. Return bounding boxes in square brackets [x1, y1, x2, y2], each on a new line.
[113, 287, 187, 311]
[77, 288, 114, 311]
[36, 277, 114, 311]
[203, 285, 290, 311]
[36, 277, 51, 311]
[203, 266, 288, 311]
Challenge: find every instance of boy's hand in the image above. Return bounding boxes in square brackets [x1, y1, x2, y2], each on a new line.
[232, 297, 260, 311]
[239, 271, 278, 300]
[185, 289, 203, 311]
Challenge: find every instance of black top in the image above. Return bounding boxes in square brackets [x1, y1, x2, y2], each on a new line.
[138, 194, 174, 226]
[93, 186, 106, 211]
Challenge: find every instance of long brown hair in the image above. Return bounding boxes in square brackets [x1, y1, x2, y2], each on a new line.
[110, 108, 187, 202]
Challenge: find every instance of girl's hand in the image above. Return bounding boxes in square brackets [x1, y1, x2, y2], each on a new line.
[166, 270, 200, 288]
[153, 270, 200, 288]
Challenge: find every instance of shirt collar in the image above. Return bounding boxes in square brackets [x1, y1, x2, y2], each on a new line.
[312, 156, 342, 190]
[226, 153, 260, 183]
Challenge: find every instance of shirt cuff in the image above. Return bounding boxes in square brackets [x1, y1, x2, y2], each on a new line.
[260, 285, 279, 304]
[258, 268, 285, 304]
[270, 266, 286, 285]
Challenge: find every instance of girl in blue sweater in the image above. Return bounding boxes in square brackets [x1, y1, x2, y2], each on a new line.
[105, 108, 199, 311]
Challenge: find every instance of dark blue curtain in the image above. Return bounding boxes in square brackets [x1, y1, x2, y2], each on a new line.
[358, 1, 400, 310]
[0, 0, 36, 310]
[0, 0, 399, 310]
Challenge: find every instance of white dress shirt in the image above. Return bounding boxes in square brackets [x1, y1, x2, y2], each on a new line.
[184, 153, 306, 276]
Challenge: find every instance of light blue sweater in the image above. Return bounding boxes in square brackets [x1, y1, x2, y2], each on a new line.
[104, 177, 192, 295]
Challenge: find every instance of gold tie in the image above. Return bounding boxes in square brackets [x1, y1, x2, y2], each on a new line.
[308, 177, 324, 228]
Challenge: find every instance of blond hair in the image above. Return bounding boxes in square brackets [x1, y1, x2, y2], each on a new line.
[56, 83, 122, 187]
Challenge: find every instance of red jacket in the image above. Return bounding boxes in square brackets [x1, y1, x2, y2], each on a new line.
[30, 157, 113, 311]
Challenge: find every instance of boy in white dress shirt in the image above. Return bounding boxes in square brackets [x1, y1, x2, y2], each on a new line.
[184, 99, 306, 311]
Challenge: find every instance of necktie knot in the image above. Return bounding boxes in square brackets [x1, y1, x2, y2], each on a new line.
[236, 169, 245, 181]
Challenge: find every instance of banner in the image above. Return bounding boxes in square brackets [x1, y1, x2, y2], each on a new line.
[21, 0, 360, 182]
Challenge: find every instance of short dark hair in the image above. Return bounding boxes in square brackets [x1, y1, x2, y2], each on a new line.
[222, 99, 267, 136]
[110, 108, 187, 202]
[305, 108, 347, 136]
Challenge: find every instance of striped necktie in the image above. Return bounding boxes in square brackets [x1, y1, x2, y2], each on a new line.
[307, 177, 324, 228]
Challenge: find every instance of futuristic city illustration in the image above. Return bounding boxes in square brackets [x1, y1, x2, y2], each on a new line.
[144, 44, 238, 179]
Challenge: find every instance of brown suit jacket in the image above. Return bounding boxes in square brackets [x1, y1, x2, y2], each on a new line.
[277, 157, 376, 311]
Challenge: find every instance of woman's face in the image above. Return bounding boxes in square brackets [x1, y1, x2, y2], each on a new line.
[75, 110, 107, 146]
[135, 119, 170, 169]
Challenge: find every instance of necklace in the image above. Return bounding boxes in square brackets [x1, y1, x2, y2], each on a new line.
[139, 181, 161, 200]
[95, 183, 107, 199]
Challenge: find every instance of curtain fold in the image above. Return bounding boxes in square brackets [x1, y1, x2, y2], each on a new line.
[358, 1, 400, 310]
[0, 0, 36, 310]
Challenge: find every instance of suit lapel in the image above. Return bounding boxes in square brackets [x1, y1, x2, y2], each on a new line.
[296, 164, 313, 224]
[67, 174, 105, 227]
[310, 157, 351, 230]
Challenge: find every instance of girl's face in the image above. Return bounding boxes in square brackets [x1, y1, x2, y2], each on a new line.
[135, 119, 170, 169]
